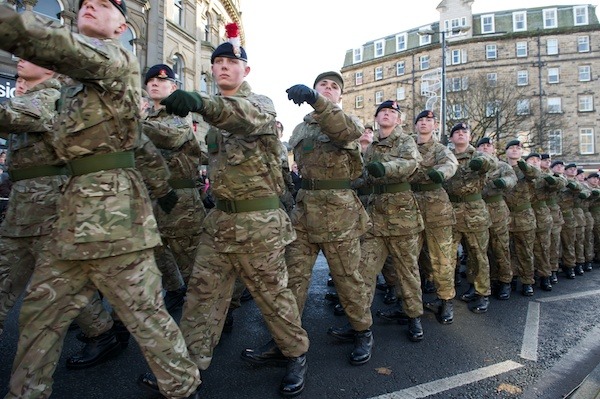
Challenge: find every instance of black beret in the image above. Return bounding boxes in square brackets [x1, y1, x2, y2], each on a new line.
[524, 152, 541, 161]
[587, 172, 600, 179]
[144, 64, 176, 85]
[449, 122, 469, 137]
[375, 100, 400, 116]
[211, 43, 248, 63]
[505, 139, 521, 150]
[313, 71, 344, 93]
[550, 160, 564, 168]
[577, 168, 585, 175]
[476, 137, 493, 147]
[565, 163, 577, 170]
[80, 0, 126, 17]
[414, 110, 435, 124]
[540, 153, 550, 160]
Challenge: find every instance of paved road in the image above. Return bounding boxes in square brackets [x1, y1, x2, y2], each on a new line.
[2, 254, 600, 398]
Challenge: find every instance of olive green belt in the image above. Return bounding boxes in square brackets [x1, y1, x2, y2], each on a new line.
[484, 194, 504, 204]
[359, 182, 411, 195]
[411, 183, 442, 192]
[532, 200, 547, 210]
[66, 151, 135, 176]
[301, 179, 351, 190]
[168, 178, 197, 189]
[509, 202, 532, 212]
[8, 165, 67, 182]
[448, 192, 482, 203]
[216, 196, 280, 213]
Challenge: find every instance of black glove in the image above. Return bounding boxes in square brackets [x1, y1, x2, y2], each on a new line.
[286, 84, 319, 106]
[578, 192, 588, 199]
[160, 90, 203, 117]
[469, 158, 483, 171]
[567, 181, 577, 190]
[544, 175, 557, 185]
[366, 162, 385, 178]
[493, 179, 506, 188]
[517, 159, 528, 171]
[427, 169, 444, 184]
[157, 190, 179, 214]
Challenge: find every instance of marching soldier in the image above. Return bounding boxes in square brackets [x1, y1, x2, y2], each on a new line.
[553, 161, 579, 279]
[565, 163, 588, 275]
[578, 169, 596, 271]
[541, 155, 566, 284]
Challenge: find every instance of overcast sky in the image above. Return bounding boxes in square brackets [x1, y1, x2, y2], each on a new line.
[241, 0, 598, 141]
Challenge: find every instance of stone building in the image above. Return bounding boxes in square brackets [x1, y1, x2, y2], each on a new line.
[341, 0, 600, 167]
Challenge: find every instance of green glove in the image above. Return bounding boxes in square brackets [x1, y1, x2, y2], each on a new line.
[567, 181, 577, 190]
[593, 190, 600, 197]
[579, 192, 588, 199]
[469, 158, 483, 171]
[493, 179, 506, 188]
[427, 169, 444, 184]
[160, 90, 203, 117]
[366, 162, 386, 178]
[517, 159, 528, 171]
[544, 175, 557, 185]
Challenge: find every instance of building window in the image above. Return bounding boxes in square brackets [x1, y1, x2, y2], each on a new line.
[419, 30, 432, 46]
[374, 39, 385, 58]
[486, 45, 497, 60]
[579, 95, 594, 112]
[547, 38, 559, 55]
[516, 42, 528, 57]
[517, 70, 529, 86]
[396, 61, 405, 76]
[548, 130, 562, 155]
[451, 49, 463, 65]
[420, 55, 430, 70]
[173, 0, 183, 26]
[355, 95, 364, 109]
[204, 14, 212, 42]
[355, 72, 363, 85]
[547, 97, 562, 113]
[375, 91, 384, 105]
[580, 128, 594, 154]
[513, 11, 527, 31]
[396, 87, 406, 100]
[578, 36, 590, 52]
[543, 8, 558, 29]
[28, 0, 62, 22]
[517, 99, 530, 115]
[574, 6, 589, 25]
[548, 68, 560, 84]
[120, 25, 136, 54]
[579, 66, 591, 82]
[172, 54, 184, 89]
[487, 73, 497, 87]
[481, 14, 495, 34]
[420, 81, 430, 96]
[450, 77, 462, 92]
[451, 104, 466, 119]
[375, 66, 383, 81]
[396, 33, 407, 52]
[353, 48, 363, 64]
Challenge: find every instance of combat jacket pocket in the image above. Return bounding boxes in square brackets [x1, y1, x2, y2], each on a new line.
[305, 191, 361, 235]
[373, 193, 423, 233]
[8, 181, 59, 226]
[72, 173, 132, 243]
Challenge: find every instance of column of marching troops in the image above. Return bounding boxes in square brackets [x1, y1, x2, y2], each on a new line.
[0, 1, 599, 398]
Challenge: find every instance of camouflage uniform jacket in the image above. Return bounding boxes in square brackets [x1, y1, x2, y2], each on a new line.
[0, 78, 65, 237]
[0, 10, 161, 259]
[503, 162, 539, 232]
[279, 140, 295, 214]
[572, 178, 590, 228]
[135, 132, 172, 200]
[359, 127, 423, 236]
[443, 145, 497, 232]
[198, 81, 295, 252]
[528, 171, 556, 231]
[557, 176, 581, 228]
[586, 183, 600, 216]
[482, 159, 517, 228]
[288, 95, 370, 243]
[541, 170, 566, 227]
[143, 107, 206, 237]
[409, 137, 457, 227]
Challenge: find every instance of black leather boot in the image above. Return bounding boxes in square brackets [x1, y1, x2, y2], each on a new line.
[112, 320, 130, 349]
[460, 284, 477, 302]
[454, 269, 462, 286]
[333, 303, 345, 316]
[138, 372, 202, 398]
[438, 300, 454, 325]
[575, 263, 585, 276]
[496, 282, 511, 300]
[565, 267, 576, 279]
[584, 262, 593, 272]
[223, 308, 234, 333]
[324, 292, 340, 303]
[540, 276, 552, 291]
[511, 277, 518, 291]
[350, 330, 373, 366]
[66, 328, 123, 369]
[422, 279, 436, 293]
[383, 286, 398, 304]
[279, 354, 307, 397]
[327, 322, 356, 343]
[470, 295, 489, 314]
[407, 317, 424, 342]
[240, 339, 287, 366]
[550, 271, 559, 285]
[376, 307, 409, 324]
[164, 286, 186, 313]
[522, 284, 534, 296]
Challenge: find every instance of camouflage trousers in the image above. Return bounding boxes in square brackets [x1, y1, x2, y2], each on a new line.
[180, 238, 309, 370]
[593, 211, 600, 260]
[487, 222, 513, 284]
[229, 276, 247, 310]
[158, 234, 201, 288]
[510, 229, 536, 285]
[74, 290, 114, 337]
[0, 235, 47, 335]
[5, 248, 200, 399]
[550, 224, 563, 272]
[561, 225, 577, 268]
[585, 212, 594, 262]
[381, 255, 398, 287]
[286, 231, 372, 331]
[453, 229, 491, 296]
[575, 225, 586, 264]
[155, 245, 185, 291]
[359, 233, 423, 318]
[533, 228, 552, 277]
[419, 225, 455, 301]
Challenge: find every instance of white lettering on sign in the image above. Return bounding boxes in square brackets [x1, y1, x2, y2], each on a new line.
[0, 81, 15, 100]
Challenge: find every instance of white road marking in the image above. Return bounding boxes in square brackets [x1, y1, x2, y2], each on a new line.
[535, 289, 600, 303]
[367, 360, 524, 399]
[521, 301, 540, 361]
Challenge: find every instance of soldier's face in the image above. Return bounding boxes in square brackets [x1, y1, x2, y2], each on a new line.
[541, 159, 551, 169]
[526, 157, 541, 168]
[16, 59, 51, 81]
[565, 167, 577, 177]
[576, 173, 585, 182]
[415, 117, 436, 134]
[147, 78, 177, 102]
[506, 145, 522, 160]
[359, 128, 373, 145]
[552, 164, 564, 174]
[314, 79, 342, 104]
[477, 143, 494, 154]
[211, 57, 249, 94]
[78, 0, 127, 39]
[588, 177, 599, 187]
[15, 77, 28, 96]
[449, 129, 470, 145]
[375, 108, 401, 129]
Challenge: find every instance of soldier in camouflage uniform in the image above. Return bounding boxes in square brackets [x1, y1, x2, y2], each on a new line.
[565, 163, 589, 276]
[541, 155, 566, 284]
[0, 1, 202, 398]
[158, 32, 310, 397]
[443, 123, 497, 314]
[578, 169, 596, 271]
[477, 137, 517, 300]
[0, 60, 65, 336]
[553, 161, 579, 279]
[503, 140, 539, 296]
[586, 172, 600, 264]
